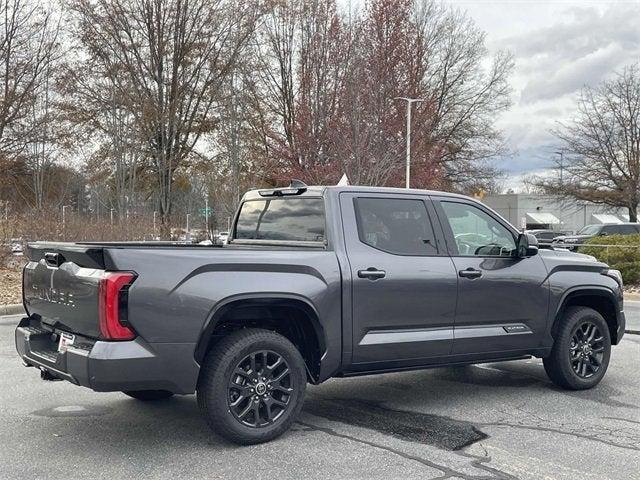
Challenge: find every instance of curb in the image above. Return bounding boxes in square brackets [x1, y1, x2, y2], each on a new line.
[624, 293, 640, 301]
[0, 304, 24, 316]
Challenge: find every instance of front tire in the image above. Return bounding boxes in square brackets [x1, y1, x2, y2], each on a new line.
[543, 306, 611, 390]
[197, 328, 307, 445]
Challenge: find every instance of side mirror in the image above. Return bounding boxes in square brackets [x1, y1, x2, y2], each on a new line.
[599, 231, 608, 236]
[516, 233, 539, 257]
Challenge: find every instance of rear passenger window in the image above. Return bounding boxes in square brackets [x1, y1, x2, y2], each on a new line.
[354, 197, 438, 255]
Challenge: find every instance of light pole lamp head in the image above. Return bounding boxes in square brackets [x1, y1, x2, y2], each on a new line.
[393, 97, 425, 104]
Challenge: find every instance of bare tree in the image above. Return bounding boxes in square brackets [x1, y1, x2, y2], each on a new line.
[254, 0, 512, 190]
[200, 62, 274, 225]
[23, 22, 67, 210]
[0, 0, 59, 158]
[289, 0, 352, 182]
[78, 102, 146, 220]
[58, 50, 145, 221]
[25, 59, 56, 209]
[255, 0, 298, 156]
[415, 3, 513, 191]
[539, 64, 640, 221]
[67, 0, 261, 237]
[0, 0, 62, 210]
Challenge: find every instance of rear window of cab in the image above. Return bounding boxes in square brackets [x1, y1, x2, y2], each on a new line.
[234, 198, 325, 242]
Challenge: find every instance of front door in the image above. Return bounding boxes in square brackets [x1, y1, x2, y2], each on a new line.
[433, 198, 549, 355]
[340, 193, 458, 366]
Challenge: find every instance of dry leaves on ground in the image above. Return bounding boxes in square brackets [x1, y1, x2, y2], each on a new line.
[0, 268, 22, 305]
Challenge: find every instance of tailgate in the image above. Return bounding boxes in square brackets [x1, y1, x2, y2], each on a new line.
[23, 245, 105, 339]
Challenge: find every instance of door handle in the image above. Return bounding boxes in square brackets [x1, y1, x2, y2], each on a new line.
[358, 267, 386, 280]
[459, 267, 482, 279]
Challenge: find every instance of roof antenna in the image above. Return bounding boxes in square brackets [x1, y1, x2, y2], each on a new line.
[289, 179, 307, 188]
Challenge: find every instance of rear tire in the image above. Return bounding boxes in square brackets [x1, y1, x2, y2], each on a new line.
[123, 390, 174, 401]
[197, 328, 307, 445]
[543, 306, 611, 390]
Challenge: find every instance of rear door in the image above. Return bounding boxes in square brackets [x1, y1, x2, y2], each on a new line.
[340, 192, 457, 366]
[432, 197, 549, 355]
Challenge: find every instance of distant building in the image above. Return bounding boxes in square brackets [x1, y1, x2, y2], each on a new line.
[481, 194, 630, 233]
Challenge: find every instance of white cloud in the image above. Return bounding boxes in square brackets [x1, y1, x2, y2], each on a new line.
[520, 42, 628, 103]
[442, 0, 640, 190]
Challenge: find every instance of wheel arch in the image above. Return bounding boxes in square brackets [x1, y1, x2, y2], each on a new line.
[194, 294, 326, 383]
[553, 287, 621, 344]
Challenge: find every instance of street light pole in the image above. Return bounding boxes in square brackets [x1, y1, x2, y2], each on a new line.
[205, 197, 209, 239]
[394, 97, 424, 189]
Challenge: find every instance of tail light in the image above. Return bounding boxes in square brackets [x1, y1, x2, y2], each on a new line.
[99, 271, 137, 340]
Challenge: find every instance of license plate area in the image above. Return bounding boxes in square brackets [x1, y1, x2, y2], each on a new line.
[58, 332, 75, 353]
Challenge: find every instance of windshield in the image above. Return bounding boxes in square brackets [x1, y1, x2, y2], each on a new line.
[577, 225, 601, 235]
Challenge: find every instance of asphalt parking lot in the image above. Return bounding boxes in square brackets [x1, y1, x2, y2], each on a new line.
[1, 313, 639, 480]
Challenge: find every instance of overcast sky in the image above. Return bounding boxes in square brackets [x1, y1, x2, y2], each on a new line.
[441, 0, 640, 190]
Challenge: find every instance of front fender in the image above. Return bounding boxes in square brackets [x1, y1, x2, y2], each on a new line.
[551, 284, 624, 344]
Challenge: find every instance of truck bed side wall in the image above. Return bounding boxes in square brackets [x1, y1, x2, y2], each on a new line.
[105, 248, 342, 388]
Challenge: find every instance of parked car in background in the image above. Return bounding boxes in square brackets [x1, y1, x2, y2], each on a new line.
[552, 223, 640, 251]
[527, 230, 572, 248]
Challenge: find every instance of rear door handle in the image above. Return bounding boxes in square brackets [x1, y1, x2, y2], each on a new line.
[459, 267, 482, 279]
[358, 267, 386, 280]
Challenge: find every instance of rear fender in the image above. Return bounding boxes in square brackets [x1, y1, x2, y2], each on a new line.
[194, 293, 327, 378]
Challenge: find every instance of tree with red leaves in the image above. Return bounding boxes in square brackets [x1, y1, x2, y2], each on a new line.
[258, 0, 512, 193]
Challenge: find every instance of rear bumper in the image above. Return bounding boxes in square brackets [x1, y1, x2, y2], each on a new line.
[15, 318, 199, 394]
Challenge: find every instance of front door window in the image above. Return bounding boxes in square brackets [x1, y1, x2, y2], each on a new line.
[440, 201, 516, 256]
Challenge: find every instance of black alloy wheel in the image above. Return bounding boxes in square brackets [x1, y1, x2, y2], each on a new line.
[228, 350, 293, 427]
[569, 321, 605, 378]
[197, 328, 307, 445]
[543, 306, 611, 390]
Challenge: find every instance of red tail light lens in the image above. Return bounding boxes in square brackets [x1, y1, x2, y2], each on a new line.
[99, 271, 137, 340]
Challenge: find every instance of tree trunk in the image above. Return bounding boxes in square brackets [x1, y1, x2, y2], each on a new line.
[629, 204, 638, 223]
[159, 214, 171, 240]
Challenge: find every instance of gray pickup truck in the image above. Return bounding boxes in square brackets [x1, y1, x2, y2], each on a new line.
[15, 184, 626, 444]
